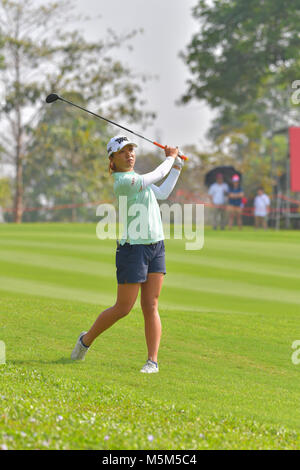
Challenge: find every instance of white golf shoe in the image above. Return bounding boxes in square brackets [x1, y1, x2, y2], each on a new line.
[140, 360, 159, 374]
[71, 332, 89, 361]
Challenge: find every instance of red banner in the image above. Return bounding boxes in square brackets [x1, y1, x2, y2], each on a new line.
[289, 127, 300, 192]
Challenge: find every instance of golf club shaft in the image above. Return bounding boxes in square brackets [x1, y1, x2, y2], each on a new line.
[55, 95, 188, 161]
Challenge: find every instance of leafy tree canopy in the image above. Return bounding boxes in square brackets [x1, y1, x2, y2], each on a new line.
[181, 0, 300, 108]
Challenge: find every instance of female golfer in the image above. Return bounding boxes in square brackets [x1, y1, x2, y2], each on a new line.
[71, 136, 183, 373]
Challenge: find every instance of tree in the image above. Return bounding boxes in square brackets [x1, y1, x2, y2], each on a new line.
[23, 91, 113, 222]
[0, 0, 154, 222]
[180, 0, 300, 108]
[179, 0, 300, 210]
[0, 176, 12, 208]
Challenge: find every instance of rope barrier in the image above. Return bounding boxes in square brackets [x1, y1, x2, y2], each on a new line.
[278, 194, 300, 205]
[2, 200, 110, 214]
[2, 195, 299, 217]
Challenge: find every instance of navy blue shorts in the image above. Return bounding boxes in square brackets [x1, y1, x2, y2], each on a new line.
[116, 240, 166, 284]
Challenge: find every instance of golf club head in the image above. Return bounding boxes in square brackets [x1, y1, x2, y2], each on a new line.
[46, 93, 60, 103]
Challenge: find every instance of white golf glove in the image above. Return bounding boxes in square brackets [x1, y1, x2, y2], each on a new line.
[174, 152, 185, 169]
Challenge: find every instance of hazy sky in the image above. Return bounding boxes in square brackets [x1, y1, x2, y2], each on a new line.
[73, 0, 214, 151]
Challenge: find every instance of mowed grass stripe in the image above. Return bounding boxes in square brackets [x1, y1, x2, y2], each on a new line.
[0, 248, 299, 306]
[1, 252, 299, 306]
[3, 239, 299, 289]
[0, 277, 114, 305]
[166, 243, 300, 270]
[1, 226, 300, 259]
[167, 252, 300, 280]
[203, 237, 300, 260]
[167, 260, 300, 291]
[165, 274, 300, 305]
[0, 238, 114, 257]
[1, 246, 299, 295]
[0, 259, 114, 293]
[0, 265, 299, 315]
[0, 248, 115, 278]
[0, 223, 98, 236]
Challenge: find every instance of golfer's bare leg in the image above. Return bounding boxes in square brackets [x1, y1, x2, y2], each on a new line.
[140, 273, 164, 363]
[82, 283, 140, 347]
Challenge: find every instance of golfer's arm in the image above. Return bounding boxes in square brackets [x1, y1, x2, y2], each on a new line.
[150, 168, 181, 200]
[140, 157, 175, 190]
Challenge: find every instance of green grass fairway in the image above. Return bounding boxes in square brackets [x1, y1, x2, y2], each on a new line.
[1, 223, 300, 449]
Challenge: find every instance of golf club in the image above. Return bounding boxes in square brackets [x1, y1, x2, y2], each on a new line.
[45, 93, 188, 160]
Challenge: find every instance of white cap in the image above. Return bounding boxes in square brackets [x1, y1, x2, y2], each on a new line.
[107, 136, 137, 157]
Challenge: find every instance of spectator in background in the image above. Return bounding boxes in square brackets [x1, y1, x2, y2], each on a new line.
[228, 174, 244, 230]
[208, 173, 229, 230]
[254, 188, 270, 230]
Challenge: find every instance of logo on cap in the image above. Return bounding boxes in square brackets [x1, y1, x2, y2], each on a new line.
[107, 135, 137, 157]
[115, 137, 129, 144]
